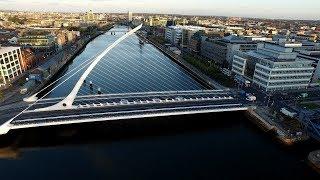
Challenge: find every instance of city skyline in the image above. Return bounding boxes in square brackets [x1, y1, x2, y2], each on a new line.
[0, 0, 319, 20]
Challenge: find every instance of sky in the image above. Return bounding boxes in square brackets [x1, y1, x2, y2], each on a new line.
[0, 0, 319, 20]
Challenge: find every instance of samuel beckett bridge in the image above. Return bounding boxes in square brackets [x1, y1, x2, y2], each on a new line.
[0, 24, 255, 135]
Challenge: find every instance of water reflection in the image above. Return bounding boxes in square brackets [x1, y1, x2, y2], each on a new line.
[0, 112, 318, 180]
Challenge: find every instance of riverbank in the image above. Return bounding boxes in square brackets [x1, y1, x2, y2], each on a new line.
[246, 107, 309, 145]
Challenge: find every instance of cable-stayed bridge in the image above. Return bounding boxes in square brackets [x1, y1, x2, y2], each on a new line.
[0, 25, 256, 135]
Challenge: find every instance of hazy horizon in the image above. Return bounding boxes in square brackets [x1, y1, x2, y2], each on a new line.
[0, 0, 319, 20]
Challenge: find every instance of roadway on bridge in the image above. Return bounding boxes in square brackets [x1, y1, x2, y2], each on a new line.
[11, 99, 247, 128]
[9, 90, 249, 127]
[28, 90, 235, 110]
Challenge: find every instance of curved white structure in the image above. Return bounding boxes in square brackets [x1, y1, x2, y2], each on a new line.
[39, 24, 142, 111]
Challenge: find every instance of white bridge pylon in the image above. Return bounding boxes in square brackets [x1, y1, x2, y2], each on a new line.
[39, 24, 143, 111]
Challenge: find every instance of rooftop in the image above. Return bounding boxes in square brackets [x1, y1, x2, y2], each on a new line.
[221, 35, 257, 44]
[167, 25, 206, 31]
[264, 41, 302, 48]
[0, 46, 20, 54]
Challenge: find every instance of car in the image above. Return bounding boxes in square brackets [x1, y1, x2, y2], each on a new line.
[153, 98, 162, 103]
[120, 99, 129, 104]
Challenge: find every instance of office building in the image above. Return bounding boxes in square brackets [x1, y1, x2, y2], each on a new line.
[180, 26, 205, 48]
[128, 12, 133, 22]
[297, 50, 320, 86]
[188, 32, 203, 53]
[0, 46, 23, 86]
[165, 25, 205, 47]
[201, 35, 257, 68]
[232, 42, 315, 92]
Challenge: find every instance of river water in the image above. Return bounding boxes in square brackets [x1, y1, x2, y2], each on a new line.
[46, 26, 204, 98]
[0, 26, 318, 179]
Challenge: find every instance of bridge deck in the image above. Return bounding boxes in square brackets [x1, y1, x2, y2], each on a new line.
[11, 90, 251, 127]
[28, 90, 235, 110]
[0, 90, 254, 135]
[11, 101, 249, 129]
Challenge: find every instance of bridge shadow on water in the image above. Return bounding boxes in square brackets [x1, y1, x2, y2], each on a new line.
[0, 111, 319, 180]
[0, 111, 317, 154]
[1, 111, 251, 149]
